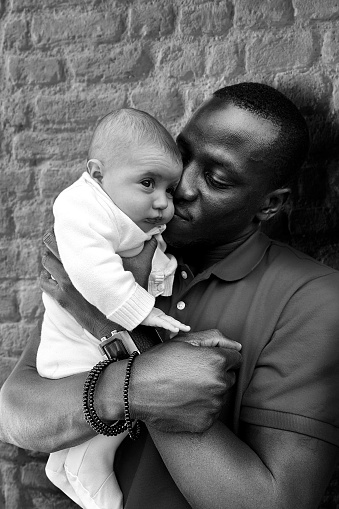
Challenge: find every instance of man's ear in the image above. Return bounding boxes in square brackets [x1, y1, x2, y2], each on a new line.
[256, 188, 291, 222]
[87, 159, 103, 184]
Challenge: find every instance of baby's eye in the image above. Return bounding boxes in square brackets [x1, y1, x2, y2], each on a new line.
[141, 179, 155, 189]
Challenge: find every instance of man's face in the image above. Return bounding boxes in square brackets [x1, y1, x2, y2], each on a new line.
[164, 99, 280, 249]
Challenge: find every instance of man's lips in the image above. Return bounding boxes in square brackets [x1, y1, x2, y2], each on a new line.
[173, 207, 191, 221]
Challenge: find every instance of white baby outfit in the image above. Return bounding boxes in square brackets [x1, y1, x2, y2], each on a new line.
[37, 172, 177, 509]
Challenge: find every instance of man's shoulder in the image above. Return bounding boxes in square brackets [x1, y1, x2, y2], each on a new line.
[265, 237, 338, 281]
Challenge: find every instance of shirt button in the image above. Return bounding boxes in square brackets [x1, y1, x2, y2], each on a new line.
[158, 284, 164, 291]
[181, 271, 188, 279]
[177, 301, 185, 310]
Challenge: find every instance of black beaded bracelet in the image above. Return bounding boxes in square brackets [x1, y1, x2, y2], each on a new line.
[123, 351, 141, 441]
[83, 359, 128, 436]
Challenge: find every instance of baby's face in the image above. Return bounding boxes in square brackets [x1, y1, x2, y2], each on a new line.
[101, 147, 183, 233]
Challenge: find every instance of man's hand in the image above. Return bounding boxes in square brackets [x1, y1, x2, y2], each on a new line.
[40, 249, 114, 340]
[175, 329, 242, 350]
[122, 237, 157, 288]
[129, 337, 242, 433]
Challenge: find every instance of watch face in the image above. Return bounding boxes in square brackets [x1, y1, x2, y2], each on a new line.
[99, 330, 140, 360]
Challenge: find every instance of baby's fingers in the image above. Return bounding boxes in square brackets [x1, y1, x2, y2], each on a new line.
[156, 315, 190, 334]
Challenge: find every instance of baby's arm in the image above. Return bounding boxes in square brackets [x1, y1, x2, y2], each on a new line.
[53, 183, 155, 331]
[142, 307, 190, 334]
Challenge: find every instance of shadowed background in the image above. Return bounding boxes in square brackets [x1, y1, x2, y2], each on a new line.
[0, 0, 338, 507]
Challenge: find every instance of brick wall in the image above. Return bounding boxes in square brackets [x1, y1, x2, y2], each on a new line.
[0, 0, 339, 507]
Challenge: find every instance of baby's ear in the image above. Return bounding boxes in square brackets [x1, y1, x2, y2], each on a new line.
[87, 158, 103, 183]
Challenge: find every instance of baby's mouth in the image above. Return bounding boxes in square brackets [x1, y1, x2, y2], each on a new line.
[145, 217, 163, 224]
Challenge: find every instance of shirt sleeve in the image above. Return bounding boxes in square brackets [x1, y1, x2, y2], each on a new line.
[53, 186, 155, 331]
[240, 272, 339, 447]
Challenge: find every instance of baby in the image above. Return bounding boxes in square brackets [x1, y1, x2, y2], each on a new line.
[37, 108, 191, 509]
[37, 109, 240, 509]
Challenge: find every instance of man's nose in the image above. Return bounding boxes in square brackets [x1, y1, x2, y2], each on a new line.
[175, 164, 199, 201]
[153, 192, 168, 210]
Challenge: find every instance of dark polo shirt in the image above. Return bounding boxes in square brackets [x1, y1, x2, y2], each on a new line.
[115, 231, 339, 508]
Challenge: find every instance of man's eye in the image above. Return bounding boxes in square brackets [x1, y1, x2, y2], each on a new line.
[205, 173, 231, 189]
[141, 179, 155, 189]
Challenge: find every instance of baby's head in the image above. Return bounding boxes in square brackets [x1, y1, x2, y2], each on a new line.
[87, 108, 183, 233]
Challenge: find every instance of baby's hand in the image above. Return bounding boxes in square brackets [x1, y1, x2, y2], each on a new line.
[141, 307, 190, 334]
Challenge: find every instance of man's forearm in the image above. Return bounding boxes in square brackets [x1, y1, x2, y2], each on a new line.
[148, 422, 275, 509]
[0, 325, 126, 452]
[148, 421, 337, 509]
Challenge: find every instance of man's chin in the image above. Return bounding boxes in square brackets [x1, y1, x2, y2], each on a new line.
[163, 224, 191, 249]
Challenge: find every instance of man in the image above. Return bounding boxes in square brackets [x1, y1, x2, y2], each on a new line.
[0, 83, 338, 509]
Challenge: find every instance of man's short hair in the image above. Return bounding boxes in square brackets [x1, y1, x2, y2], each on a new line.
[88, 108, 181, 166]
[213, 83, 310, 188]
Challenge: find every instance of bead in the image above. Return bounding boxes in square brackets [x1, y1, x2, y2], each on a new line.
[123, 351, 140, 440]
[83, 358, 128, 437]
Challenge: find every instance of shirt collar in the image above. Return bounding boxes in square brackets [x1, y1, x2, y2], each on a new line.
[207, 230, 272, 282]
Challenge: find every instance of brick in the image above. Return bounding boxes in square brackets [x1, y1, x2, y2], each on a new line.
[317, 244, 339, 271]
[235, 0, 293, 28]
[322, 28, 339, 65]
[4, 165, 35, 199]
[206, 41, 243, 78]
[10, 0, 92, 10]
[158, 43, 204, 81]
[3, 17, 30, 50]
[30, 491, 79, 509]
[180, 2, 233, 36]
[7, 56, 64, 87]
[327, 160, 339, 199]
[32, 11, 126, 47]
[289, 207, 338, 236]
[13, 131, 89, 162]
[37, 160, 83, 199]
[21, 462, 54, 490]
[306, 113, 339, 158]
[35, 90, 126, 128]
[2, 91, 31, 129]
[0, 323, 38, 356]
[0, 357, 18, 388]
[130, 3, 175, 39]
[333, 80, 339, 112]
[37, 160, 82, 199]
[0, 204, 14, 236]
[69, 45, 153, 83]
[0, 239, 41, 278]
[246, 30, 317, 73]
[24, 450, 49, 461]
[0, 442, 19, 461]
[131, 84, 184, 125]
[275, 71, 331, 114]
[293, 0, 339, 20]
[13, 199, 50, 238]
[0, 461, 22, 509]
[0, 282, 19, 322]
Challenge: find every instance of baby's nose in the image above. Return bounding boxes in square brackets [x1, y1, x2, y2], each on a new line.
[153, 193, 168, 209]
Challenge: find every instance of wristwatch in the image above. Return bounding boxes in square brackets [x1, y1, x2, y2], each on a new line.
[99, 329, 140, 360]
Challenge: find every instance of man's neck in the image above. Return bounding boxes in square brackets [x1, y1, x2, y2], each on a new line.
[180, 228, 259, 276]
